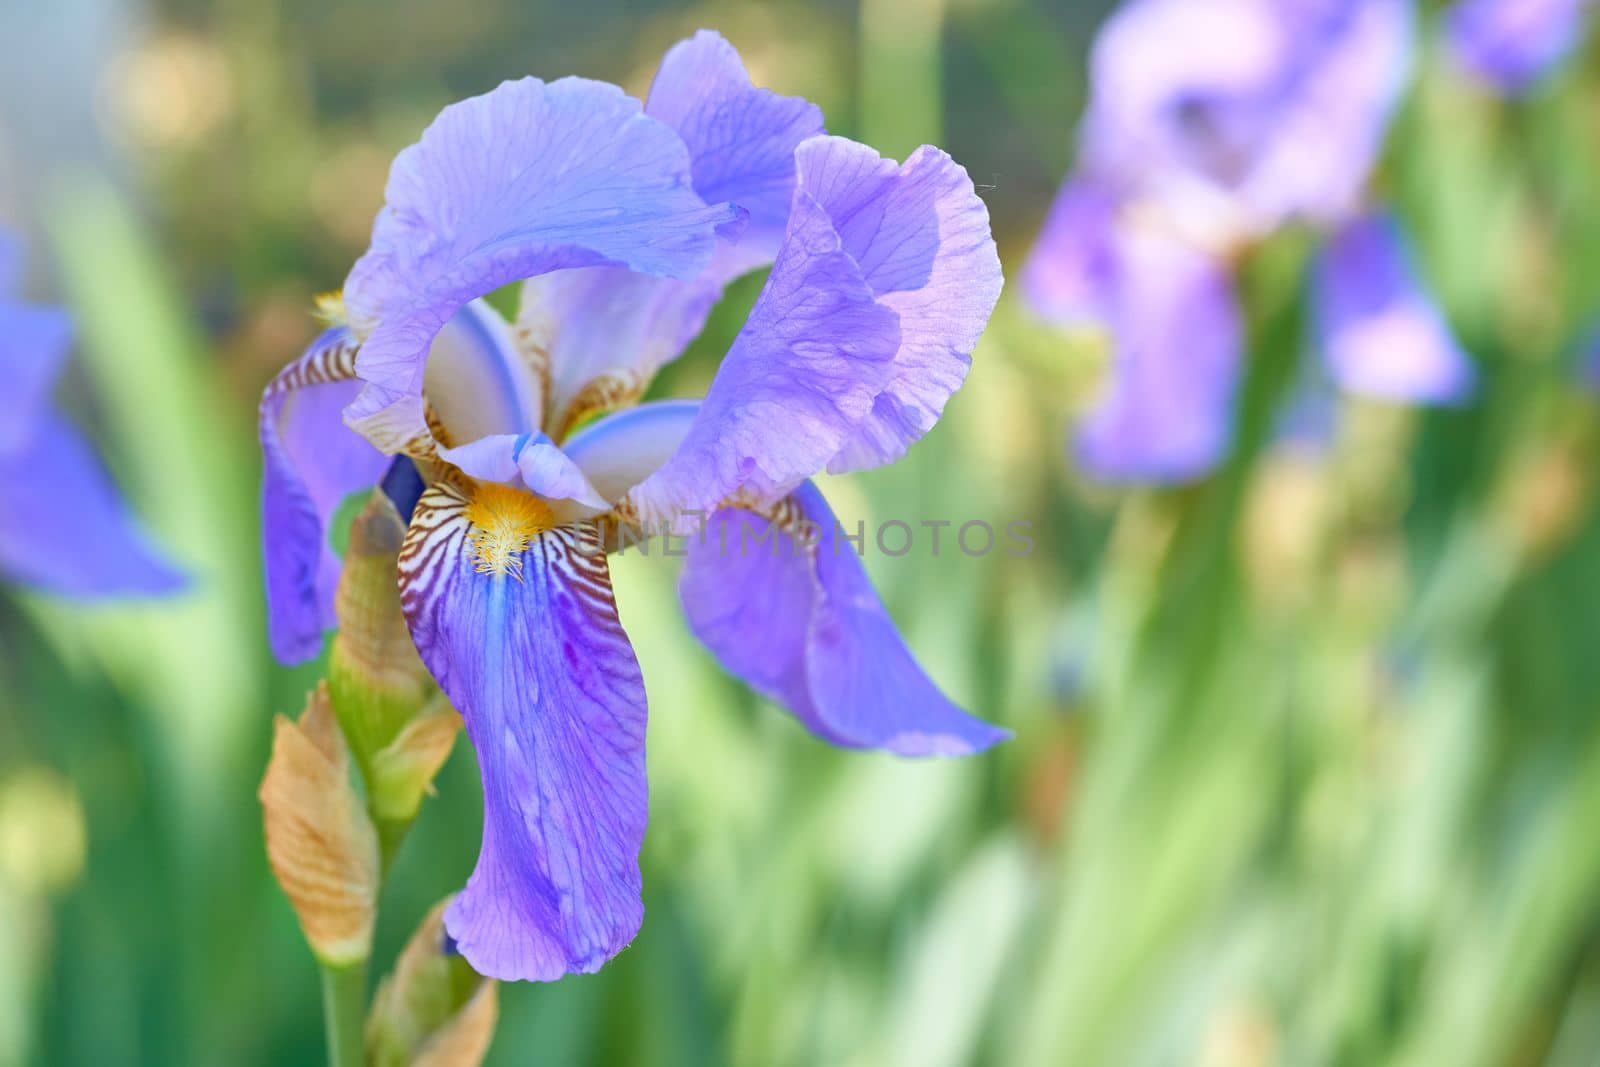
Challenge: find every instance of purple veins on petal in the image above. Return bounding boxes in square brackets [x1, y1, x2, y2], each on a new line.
[340, 76, 738, 453]
[680, 481, 1008, 757]
[1447, 0, 1591, 94]
[397, 487, 647, 981]
[1314, 212, 1476, 405]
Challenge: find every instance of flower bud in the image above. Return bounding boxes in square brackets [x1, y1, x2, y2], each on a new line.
[328, 491, 434, 768]
[368, 698, 461, 825]
[368, 899, 498, 1067]
[259, 682, 379, 967]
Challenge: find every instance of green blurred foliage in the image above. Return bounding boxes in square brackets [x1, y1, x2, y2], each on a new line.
[4, 1, 1600, 1065]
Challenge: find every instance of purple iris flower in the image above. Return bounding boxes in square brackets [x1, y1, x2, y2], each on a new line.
[0, 232, 184, 597]
[259, 31, 1006, 981]
[1079, 0, 1413, 238]
[1447, 0, 1592, 94]
[1314, 212, 1475, 404]
[1023, 183, 1243, 482]
[1025, 0, 1474, 483]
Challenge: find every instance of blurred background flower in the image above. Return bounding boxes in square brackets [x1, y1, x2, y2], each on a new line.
[3, 0, 1600, 1065]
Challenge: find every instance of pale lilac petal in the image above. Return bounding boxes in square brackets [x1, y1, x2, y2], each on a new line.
[517, 33, 824, 435]
[1447, 0, 1590, 93]
[259, 327, 389, 663]
[798, 138, 1001, 473]
[647, 29, 825, 271]
[1315, 213, 1476, 404]
[680, 482, 1007, 755]
[424, 300, 543, 445]
[398, 488, 647, 981]
[0, 414, 184, 597]
[1020, 180, 1123, 326]
[0, 302, 72, 457]
[438, 432, 608, 512]
[343, 76, 738, 452]
[1075, 227, 1244, 483]
[625, 187, 901, 526]
[558, 400, 699, 504]
[516, 267, 726, 437]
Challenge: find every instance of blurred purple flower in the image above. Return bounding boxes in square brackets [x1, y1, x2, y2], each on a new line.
[1080, 0, 1412, 237]
[259, 31, 1006, 982]
[1314, 213, 1475, 403]
[1025, 0, 1477, 483]
[1447, 0, 1592, 93]
[0, 232, 184, 597]
[1025, 181, 1243, 482]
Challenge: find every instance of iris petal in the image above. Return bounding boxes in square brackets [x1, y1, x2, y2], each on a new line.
[423, 300, 543, 445]
[624, 182, 901, 526]
[801, 137, 1002, 473]
[0, 302, 72, 457]
[398, 486, 648, 981]
[1447, 0, 1588, 94]
[1314, 213, 1476, 405]
[679, 482, 1007, 755]
[342, 76, 737, 454]
[1074, 224, 1244, 484]
[1020, 180, 1123, 327]
[437, 432, 609, 517]
[259, 326, 389, 663]
[517, 32, 824, 436]
[0, 414, 184, 597]
[648, 29, 826, 270]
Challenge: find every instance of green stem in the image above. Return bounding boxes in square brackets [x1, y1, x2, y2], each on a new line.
[319, 960, 368, 1067]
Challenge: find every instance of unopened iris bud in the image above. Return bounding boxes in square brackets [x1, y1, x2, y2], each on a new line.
[328, 491, 435, 771]
[259, 682, 379, 967]
[367, 899, 498, 1067]
[368, 696, 461, 826]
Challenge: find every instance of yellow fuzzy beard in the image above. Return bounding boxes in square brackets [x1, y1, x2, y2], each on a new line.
[463, 483, 553, 580]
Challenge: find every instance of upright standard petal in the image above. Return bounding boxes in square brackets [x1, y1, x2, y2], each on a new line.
[1074, 225, 1244, 483]
[0, 301, 72, 457]
[679, 482, 1007, 756]
[342, 76, 738, 453]
[647, 30, 825, 268]
[423, 300, 543, 447]
[624, 187, 901, 526]
[793, 137, 1001, 473]
[0, 414, 184, 597]
[517, 32, 825, 437]
[260, 327, 390, 663]
[1447, 0, 1590, 93]
[1314, 213, 1476, 404]
[397, 487, 648, 981]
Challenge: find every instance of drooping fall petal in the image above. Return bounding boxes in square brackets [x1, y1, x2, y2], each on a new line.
[397, 486, 648, 981]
